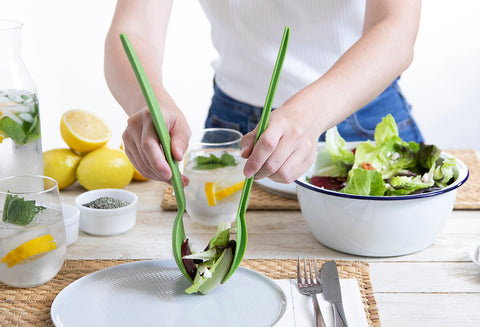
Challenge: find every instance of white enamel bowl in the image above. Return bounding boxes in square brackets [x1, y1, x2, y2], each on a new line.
[295, 145, 469, 257]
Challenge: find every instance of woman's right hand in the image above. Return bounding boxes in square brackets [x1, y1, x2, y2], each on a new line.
[121, 104, 191, 185]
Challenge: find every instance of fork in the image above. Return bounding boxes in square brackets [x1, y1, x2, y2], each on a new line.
[297, 258, 327, 327]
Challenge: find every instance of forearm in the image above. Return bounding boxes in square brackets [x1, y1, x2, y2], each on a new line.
[104, 0, 175, 116]
[292, 0, 421, 134]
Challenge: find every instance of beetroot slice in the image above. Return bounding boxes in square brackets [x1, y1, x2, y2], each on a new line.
[309, 176, 346, 191]
[181, 239, 197, 280]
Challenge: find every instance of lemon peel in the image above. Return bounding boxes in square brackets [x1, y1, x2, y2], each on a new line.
[1, 234, 57, 268]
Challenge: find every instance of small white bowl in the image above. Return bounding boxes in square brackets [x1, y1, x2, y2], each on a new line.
[295, 143, 469, 257]
[62, 203, 80, 246]
[75, 189, 138, 236]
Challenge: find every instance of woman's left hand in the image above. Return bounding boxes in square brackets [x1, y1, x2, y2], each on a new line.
[240, 96, 322, 184]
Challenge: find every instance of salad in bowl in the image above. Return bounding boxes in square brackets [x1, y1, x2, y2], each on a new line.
[308, 114, 459, 197]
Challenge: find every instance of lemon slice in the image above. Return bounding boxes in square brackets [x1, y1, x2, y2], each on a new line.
[205, 182, 216, 206]
[204, 181, 245, 207]
[60, 109, 112, 153]
[215, 180, 245, 201]
[1, 234, 57, 268]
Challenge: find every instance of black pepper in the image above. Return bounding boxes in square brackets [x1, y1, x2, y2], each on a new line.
[82, 197, 129, 209]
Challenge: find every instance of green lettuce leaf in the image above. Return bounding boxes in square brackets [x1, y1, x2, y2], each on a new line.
[434, 157, 458, 188]
[325, 126, 354, 177]
[341, 169, 386, 196]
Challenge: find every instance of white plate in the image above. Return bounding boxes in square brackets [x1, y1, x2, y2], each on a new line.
[51, 260, 286, 327]
[255, 179, 297, 199]
[470, 243, 480, 267]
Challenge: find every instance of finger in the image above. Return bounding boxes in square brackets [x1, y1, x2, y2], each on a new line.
[243, 128, 281, 178]
[253, 134, 296, 180]
[240, 128, 257, 158]
[139, 123, 173, 181]
[268, 148, 315, 184]
[123, 131, 163, 181]
[170, 117, 191, 162]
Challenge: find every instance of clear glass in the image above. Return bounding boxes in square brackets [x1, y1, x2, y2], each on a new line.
[0, 175, 66, 288]
[0, 20, 43, 178]
[183, 128, 246, 226]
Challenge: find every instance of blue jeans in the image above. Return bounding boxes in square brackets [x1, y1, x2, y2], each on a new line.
[204, 78, 424, 143]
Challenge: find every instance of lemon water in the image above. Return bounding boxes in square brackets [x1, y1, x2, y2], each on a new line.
[184, 150, 246, 226]
[0, 208, 66, 288]
[0, 89, 43, 178]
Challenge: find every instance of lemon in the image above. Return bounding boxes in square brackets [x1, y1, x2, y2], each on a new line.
[76, 148, 134, 190]
[60, 109, 112, 153]
[43, 148, 82, 190]
[204, 180, 245, 206]
[119, 142, 149, 181]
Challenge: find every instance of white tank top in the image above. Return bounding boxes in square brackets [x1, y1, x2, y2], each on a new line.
[199, 0, 366, 108]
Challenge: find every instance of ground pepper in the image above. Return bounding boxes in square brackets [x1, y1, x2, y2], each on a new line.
[82, 197, 129, 209]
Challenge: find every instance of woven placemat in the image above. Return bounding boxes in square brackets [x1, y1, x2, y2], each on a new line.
[161, 148, 480, 211]
[0, 259, 380, 327]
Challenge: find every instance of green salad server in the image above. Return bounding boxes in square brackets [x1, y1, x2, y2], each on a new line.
[119, 33, 192, 282]
[222, 26, 290, 282]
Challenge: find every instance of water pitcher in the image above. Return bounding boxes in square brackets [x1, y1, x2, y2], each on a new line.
[0, 20, 43, 178]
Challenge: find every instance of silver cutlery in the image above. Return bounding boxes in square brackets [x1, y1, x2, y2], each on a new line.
[321, 260, 348, 327]
[297, 257, 326, 327]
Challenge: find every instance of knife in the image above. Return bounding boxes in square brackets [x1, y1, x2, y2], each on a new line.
[320, 261, 348, 327]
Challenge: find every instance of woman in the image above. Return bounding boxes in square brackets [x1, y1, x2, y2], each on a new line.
[104, 0, 423, 184]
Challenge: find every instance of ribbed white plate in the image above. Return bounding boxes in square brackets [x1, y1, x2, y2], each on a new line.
[51, 259, 286, 327]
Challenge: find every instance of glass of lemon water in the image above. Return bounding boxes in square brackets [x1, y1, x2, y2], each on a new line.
[183, 128, 246, 226]
[0, 175, 66, 287]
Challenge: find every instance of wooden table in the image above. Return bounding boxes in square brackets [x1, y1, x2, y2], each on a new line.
[60, 180, 480, 327]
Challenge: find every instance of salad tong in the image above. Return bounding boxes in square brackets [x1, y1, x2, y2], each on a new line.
[120, 25, 289, 284]
[119, 33, 191, 281]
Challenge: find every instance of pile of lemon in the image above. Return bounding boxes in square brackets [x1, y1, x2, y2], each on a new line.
[43, 109, 147, 191]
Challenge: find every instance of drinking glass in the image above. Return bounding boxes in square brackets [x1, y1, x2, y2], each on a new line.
[183, 128, 246, 226]
[0, 175, 66, 288]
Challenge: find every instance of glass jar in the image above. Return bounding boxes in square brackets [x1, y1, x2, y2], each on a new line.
[0, 20, 43, 178]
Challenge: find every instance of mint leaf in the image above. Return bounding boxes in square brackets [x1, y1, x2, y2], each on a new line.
[2, 194, 46, 226]
[193, 152, 238, 170]
[24, 115, 41, 144]
[0, 117, 26, 144]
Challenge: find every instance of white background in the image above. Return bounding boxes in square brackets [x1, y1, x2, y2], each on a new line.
[1, 0, 479, 152]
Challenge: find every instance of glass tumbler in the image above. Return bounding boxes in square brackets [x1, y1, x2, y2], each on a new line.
[0, 175, 66, 288]
[183, 128, 246, 226]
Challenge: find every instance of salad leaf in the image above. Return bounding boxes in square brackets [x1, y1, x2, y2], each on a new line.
[341, 169, 386, 196]
[417, 143, 441, 170]
[325, 127, 354, 177]
[2, 194, 46, 226]
[374, 114, 402, 145]
[310, 146, 345, 177]
[353, 140, 416, 179]
[193, 152, 238, 170]
[389, 169, 434, 193]
[184, 223, 235, 294]
[434, 157, 457, 188]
